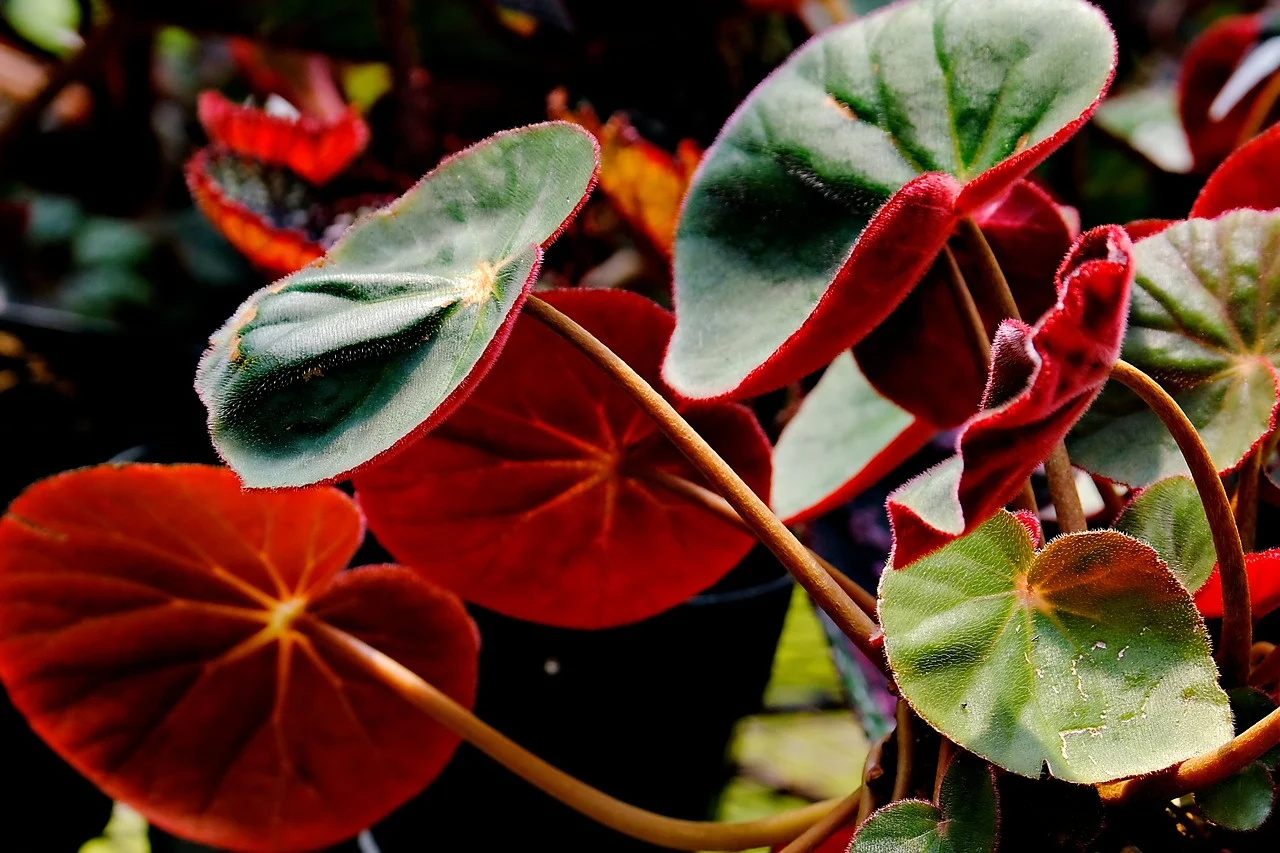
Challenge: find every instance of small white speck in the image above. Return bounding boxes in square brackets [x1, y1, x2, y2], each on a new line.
[1093, 641, 1107, 650]
[1118, 646, 1128, 659]
[544, 658, 561, 675]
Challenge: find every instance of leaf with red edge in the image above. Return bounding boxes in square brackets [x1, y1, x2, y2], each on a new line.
[353, 289, 771, 629]
[1191, 120, 1280, 218]
[663, 0, 1116, 401]
[1196, 549, 1280, 620]
[888, 226, 1134, 568]
[854, 180, 1076, 428]
[198, 91, 369, 186]
[0, 464, 478, 853]
[196, 123, 600, 488]
[1179, 11, 1280, 173]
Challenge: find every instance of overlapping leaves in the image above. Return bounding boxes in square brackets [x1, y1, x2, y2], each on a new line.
[664, 0, 1115, 400]
[354, 289, 771, 629]
[0, 465, 479, 852]
[850, 753, 998, 853]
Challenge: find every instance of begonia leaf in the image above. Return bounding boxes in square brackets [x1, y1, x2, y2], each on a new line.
[1114, 476, 1214, 592]
[196, 123, 600, 488]
[772, 352, 934, 524]
[879, 511, 1233, 784]
[855, 180, 1075, 428]
[353, 289, 770, 629]
[663, 0, 1116, 400]
[1198, 762, 1275, 832]
[0, 464, 479, 853]
[1190, 121, 1280, 219]
[889, 226, 1134, 568]
[198, 91, 370, 186]
[1069, 210, 1280, 487]
[849, 753, 997, 853]
[1195, 549, 1280, 620]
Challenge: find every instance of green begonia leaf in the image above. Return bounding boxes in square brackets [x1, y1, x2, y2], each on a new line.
[850, 752, 997, 853]
[1070, 210, 1280, 486]
[664, 0, 1116, 400]
[771, 353, 934, 523]
[1198, 762, 1275, 831]
[880, 512, 1233, 784]
[196, 123, 600, 487]
[1115, 476, 1215, 591]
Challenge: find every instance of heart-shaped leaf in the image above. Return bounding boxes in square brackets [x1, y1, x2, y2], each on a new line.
[849, 753, 997, 853]
[772, 352, 934, 524]
[197, 91, 370, 186]
[0, 465, 479, 852]
[1195, 549, 1280, 620]
[889, 226, 1134, 568]
[1196, 688, 1280, 831]
[1191, 120, 1280, 219]
[353, 289, 771, 629]
[879, 511, 1233, 784]
[196, 122, 600, 488]
[663, 0, 1116, 400]
[1114, 476, 1214, 592]
[1068, 210, 1280, 487]
[854, 180, 1076, 428]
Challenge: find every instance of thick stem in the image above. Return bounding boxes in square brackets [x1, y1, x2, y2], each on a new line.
[1235, 445, 1262, 553]
[892, 701, 914, 801]
[1044, 445, 1087, 534]
[776, 789, 862, 853]
[643, 469, 880, 619]
[1099, 705, 1280, 804]
[1110, 361, 1251, 685]
[526, 295, 886, 671]
[310, 619, 836, 850]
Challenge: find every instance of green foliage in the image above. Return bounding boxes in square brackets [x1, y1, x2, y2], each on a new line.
[1198, 762, 1275, 831]
[1114, 476, 1215, 591]
[879, 512, 1232, 784]
[1071, 210, 1280, 486]
[850, 753, 997, 853]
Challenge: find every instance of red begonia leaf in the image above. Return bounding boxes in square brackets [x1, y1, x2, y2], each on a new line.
[353, 289, 771, 629]
[887, 226, 1134, 568]
[1195, 549, 1280, 620]
[0, 464, 478, 853]
[198, 91, 369, 186]
[1180, 12, 1280, 173]
[1012, 509, 1044, 549]
[854, 180, 1076, 428]
[1191, 121, 1280, 218]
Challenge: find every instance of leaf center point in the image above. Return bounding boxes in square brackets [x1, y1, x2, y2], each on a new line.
[459, 261, 499, 307]
[266, 597, 307, 638]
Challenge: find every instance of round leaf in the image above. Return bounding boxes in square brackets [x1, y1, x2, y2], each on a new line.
[850, 753, 998, 853]
[1195, 549, 1280, 620]
[664, 0, 1116, 400]
[1198, 762, 1276, 831]
[1070, 210, 1280, 487]
[353, 289, 772, 629]
[196, 123, 600, 487]
[1114, 476, 1215, 591]
[880, 511, 1233, 784]
[0, 465, 479, 852]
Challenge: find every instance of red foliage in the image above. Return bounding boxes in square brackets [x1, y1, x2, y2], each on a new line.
[0, 465, 478, 852]
[354, 289, 772, 629]
[770, 823, 856, 853]
[1195, 549, 1280, 620]
[198, 91, 370, 185]
[1190, 121, 1280, 217]
[888, 226, 1135, 568]
[855, 180, 1076, 428]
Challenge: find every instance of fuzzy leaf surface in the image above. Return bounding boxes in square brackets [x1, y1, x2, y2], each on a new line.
[196, 123, 599, 487]
[849, 753, 997, 853]
[1198, 762, 1275, 831]
[880, 512, 1233, 784]
[0, 465, 479, 853]
[1195, 549, 1280, 620]
[1114, 476, 1214, 591]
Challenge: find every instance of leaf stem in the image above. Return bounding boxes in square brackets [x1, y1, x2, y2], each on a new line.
[776, 788, 862, 853]
[310, 619, 837, 850]
[940, 244, 991, 369]
[1044, 445, 1087, 534]
[1110, 360, 1251, 685]
[1250, 643, 1280, 689]
[933, 738, 954, 803]
[892, 700, 914, 801]
[1234, 445, 1262, 553]
[643, 469, 880, 619]
[956, 218, 1020, 321]
[1236, 70, 1280, 151]
[525, 295, 886, 671]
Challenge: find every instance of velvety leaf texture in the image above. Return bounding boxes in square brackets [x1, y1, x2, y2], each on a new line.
[1198, 762, 1276, 831]
[1069, 210, 1280, 487]
[665, 0, 1116, 400]
[849, 753, 998, 853]
[0, 465, 479, 853]
[880, 512, 1233, 784]
[889, 226, 1134, 568]
[771, 352, 933, 524]
[353, 289, 771, 629]
[1195, 549, 1280, 620]
[1191, 120, 1280, 219]
[1115, 476, 1215, 591]
[196, 123, 600, 487]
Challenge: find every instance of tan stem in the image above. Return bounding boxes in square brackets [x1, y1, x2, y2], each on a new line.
[1251, 643, 1280, 689]
[310, 619, 837, 850]
[933, 738, 954, 803]
[1235, 445, 1262, 553]
[941, 244, 991, 369]
[1236, 70, 1280, 151]
[892, 700, 914, 801]
[643, 469, 880, 619]
[1045, 445, 1087, 534]
[525, 295, 885, 671]
[776, 788, 862, 853]
[1110, 360, 1251, 685]
[1093, 476, 1126, 523]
